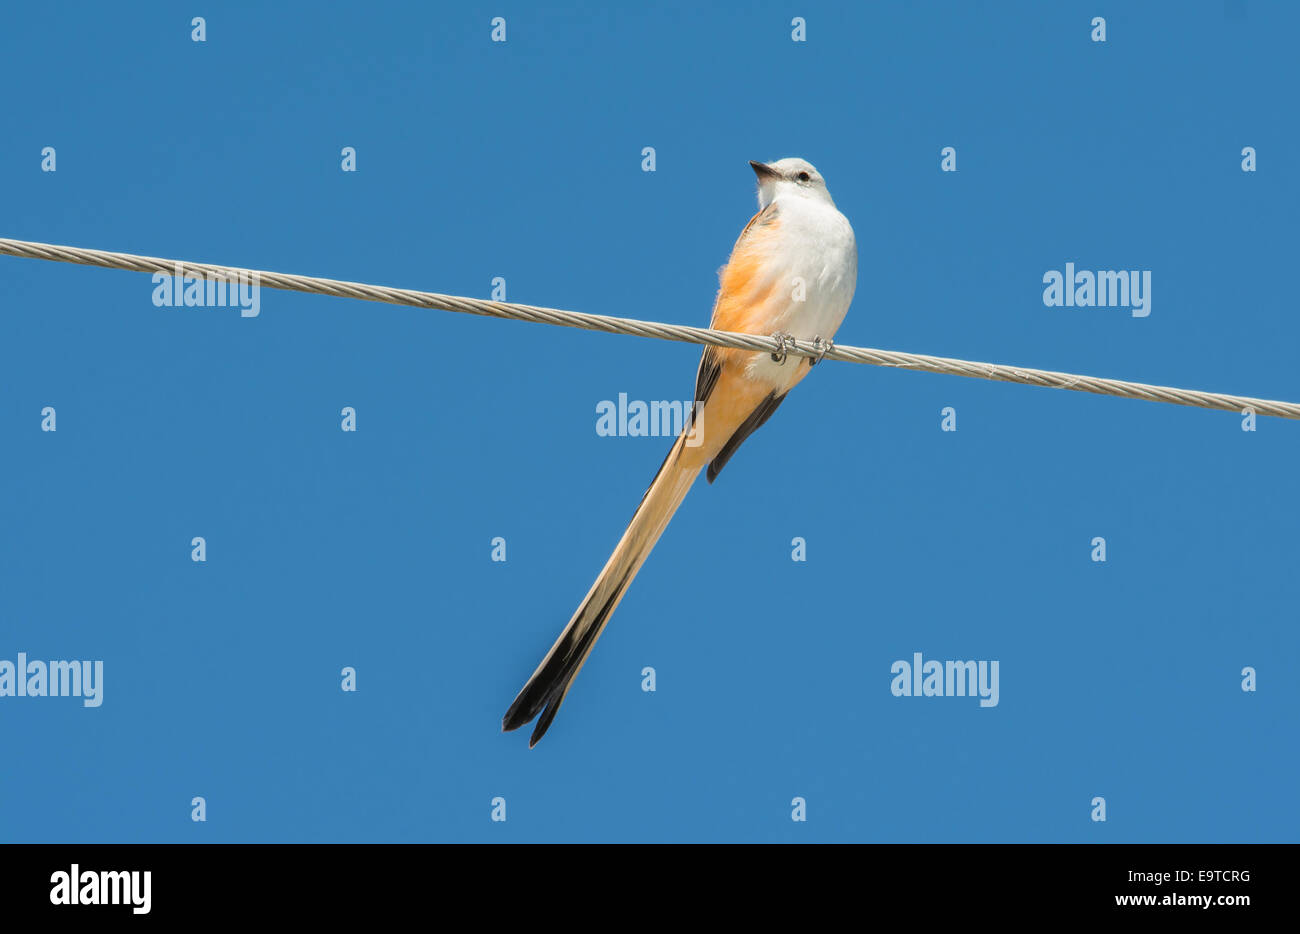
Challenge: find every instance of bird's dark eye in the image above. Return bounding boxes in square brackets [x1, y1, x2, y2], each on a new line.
[797, 171, 811, 182]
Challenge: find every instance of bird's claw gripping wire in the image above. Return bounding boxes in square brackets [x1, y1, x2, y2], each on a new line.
[809, 335, 832, 367]
[770, 331, 793, 365]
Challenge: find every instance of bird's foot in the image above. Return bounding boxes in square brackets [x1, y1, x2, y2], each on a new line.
[808, 335, 833, 367]
[770, 331, 794, 365]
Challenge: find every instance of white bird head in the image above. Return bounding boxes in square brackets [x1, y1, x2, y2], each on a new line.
[750, 157, 835, 209]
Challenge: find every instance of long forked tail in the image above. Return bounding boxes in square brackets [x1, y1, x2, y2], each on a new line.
[502, 433, 700, 746]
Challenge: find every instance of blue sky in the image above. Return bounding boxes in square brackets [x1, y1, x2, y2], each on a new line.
[1, 1, 1296, 842]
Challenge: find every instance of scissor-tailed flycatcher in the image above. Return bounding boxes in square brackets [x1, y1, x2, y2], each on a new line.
[503, 158, 858, 746]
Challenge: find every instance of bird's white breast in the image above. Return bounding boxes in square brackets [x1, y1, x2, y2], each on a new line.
[746, 196, 858, 389]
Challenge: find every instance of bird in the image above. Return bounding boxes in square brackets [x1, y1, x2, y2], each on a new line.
[502, 157, 858, 746]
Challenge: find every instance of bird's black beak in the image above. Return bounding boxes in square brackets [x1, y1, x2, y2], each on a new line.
[749, 160, 781, 180]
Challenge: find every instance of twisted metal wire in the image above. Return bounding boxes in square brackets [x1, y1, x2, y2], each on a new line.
[2, 237, 1296, 419]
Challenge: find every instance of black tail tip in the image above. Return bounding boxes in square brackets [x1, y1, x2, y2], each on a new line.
[527, 696, 563, 747]
[501, 704, 531, 735]
[501, 712, 549, 748]
[501, 694, 562, 748]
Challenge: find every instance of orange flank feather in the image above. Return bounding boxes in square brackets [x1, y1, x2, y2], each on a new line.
[711, 206, 784, 334]
[671, 206, 795, 467]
